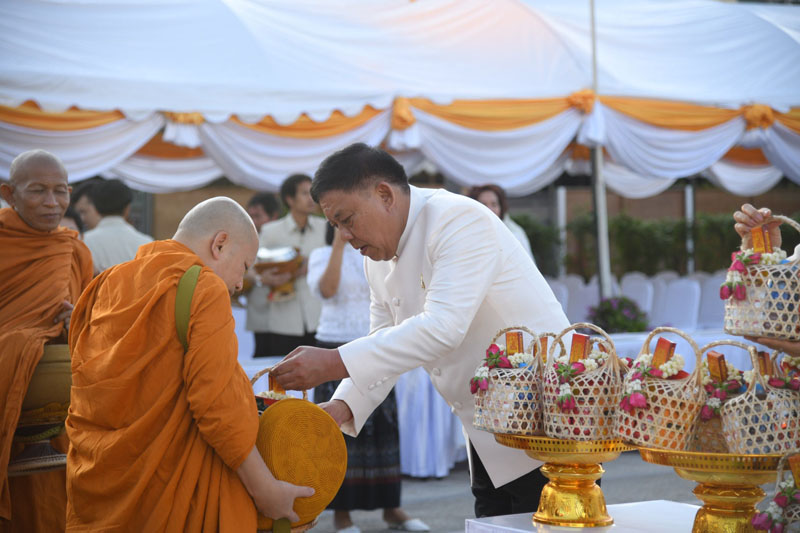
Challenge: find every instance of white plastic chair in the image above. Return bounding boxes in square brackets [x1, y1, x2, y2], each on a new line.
[547, 279, 569, 315]
[567, 282, 600, 324]
[620, 271, 648, 286]
[688, 271, 711, 284]
[697, 272, 727, 330]
[620, 277, 655, 316]
[560, 273, 585, 296]
[589, 273, 621, 296]
[649, 278, 701, 331]
[652, 270, 679, 284]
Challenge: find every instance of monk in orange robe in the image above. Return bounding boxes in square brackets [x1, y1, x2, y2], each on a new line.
[0, 150, 93, 533]
[66, 197, 313, 532]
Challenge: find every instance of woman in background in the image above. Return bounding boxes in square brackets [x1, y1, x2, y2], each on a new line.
[307, 224, 429, 533]
[468, 184, 534, 262]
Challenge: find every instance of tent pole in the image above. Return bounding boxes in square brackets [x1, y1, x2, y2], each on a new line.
[556, 186, 567, 278]
[685, 179, 695, 274]
[589, 0, 612, 299]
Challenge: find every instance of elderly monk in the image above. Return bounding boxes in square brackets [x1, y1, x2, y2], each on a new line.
[0, 150, 93, 533]
[272, 144, 570, 517]
[66, 197, 314, 532]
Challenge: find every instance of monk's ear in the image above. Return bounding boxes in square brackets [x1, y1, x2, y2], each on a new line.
[210, 230, 230, 260]
[0, 183, 14, 206]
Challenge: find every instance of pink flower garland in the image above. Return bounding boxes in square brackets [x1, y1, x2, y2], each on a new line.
[720, 250, 762, 301]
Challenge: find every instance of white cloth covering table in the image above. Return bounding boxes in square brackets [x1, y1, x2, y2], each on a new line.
[464, 500, 699, 533]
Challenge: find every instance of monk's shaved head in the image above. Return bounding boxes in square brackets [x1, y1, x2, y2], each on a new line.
[174, 197, 259, 295]
[9, 149, 67, 186]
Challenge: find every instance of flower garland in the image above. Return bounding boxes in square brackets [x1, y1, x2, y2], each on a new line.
[720, 248, 787, 301]
[619, 352, 686, 413]
[553, 346, 610, 413]
[470, 342, 534, 394]
[782, 354, 800, 378]
[751, 477, 800, 531]
[699, 360, 746, 420]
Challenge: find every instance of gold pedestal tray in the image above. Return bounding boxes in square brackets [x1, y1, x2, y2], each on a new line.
[495, 434, 633, 528]
[638, 447, 780, 533]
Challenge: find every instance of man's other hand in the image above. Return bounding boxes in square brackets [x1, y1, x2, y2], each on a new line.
[318, 400, 354, 426]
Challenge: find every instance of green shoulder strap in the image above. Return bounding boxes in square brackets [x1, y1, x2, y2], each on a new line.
[175, 265, 202, 353]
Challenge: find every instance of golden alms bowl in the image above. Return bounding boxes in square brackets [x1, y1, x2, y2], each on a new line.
[18, 344, 71, 427]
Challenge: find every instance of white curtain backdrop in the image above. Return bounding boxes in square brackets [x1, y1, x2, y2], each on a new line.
[0, 114, 164, 182]
[704, 160, 784, 196]
[103, 155, 224, 193]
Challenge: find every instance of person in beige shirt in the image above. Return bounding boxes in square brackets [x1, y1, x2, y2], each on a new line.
[247, 174, 326, 357]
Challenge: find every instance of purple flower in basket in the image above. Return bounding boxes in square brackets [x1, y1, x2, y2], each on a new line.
[733, 284, 747, 301]
[700, 405, 715, 421]
[774, 494, 790, 508]
[629, 392, 647, 409]
[770, 522, 784, 533]
[730, 259, 746, 273]
[789, 378, 800, 391]
[619, 396, 632, 413]
[794, 492, 800, 503]
[751, 512, 772, 531]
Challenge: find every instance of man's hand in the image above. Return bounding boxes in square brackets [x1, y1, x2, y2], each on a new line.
[259, 267, 293, 288]
[318, 400, 354, 426]
[733, 204, 782, 249]
[270, 346, 349, 390]
[745, 336, 800, 358]
[54, 300, 74, 330]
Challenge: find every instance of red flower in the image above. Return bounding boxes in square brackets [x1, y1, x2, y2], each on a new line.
[733, 284, 747, 300]
[705, 384, 715, 393]
[619, 396, 632, 413]
[719, 284, 732, 300]
[649, 368, 664, 378]
[629, 392, 647, 409]
[479, 378, 488, 391]
[700, 405, 715, 421]
[789, 378, 800, 391]
[730, 260, 746, 273]
[751, 512, 772, 531]
[768, 377, 787, 388]
[497, 356, 512, 369]
[470, 380, 478, 394]
[774, 494, 789, 508]
[486, 343, 501, 356]
[770, 522, 784, 533]
[749, 253, 762, 264]
[571, 361, 586, 373]
[712, 388, 727, 401]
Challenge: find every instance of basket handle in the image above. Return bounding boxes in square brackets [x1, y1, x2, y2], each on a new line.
[637, 326, 703, 388]
[549, 322, 621, 374]
[490, 326, 541, 357]
[773, 450, 800, 496]
[698, 340, 759, 387]
[250, 366, 309, 401]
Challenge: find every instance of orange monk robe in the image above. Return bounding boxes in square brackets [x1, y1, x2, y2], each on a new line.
[66, 240, 258, 532]
[0, 207, 93, 532]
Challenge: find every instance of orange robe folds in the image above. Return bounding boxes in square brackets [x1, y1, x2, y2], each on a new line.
[0, 207, 92, 532]
[66, 240, 258, 532]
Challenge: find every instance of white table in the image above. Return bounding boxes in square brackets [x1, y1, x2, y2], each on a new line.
[465, 500, 699, 533]
[233, 308, 467, 478]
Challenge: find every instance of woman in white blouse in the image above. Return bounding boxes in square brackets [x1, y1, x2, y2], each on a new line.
[307, 225, 428, 533]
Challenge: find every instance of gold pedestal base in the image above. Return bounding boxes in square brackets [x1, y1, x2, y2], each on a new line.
[639, 448, 780, 533]
[495, 434, 632, 528]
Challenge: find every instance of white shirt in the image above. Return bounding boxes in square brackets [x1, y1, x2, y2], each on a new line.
[307, 245, 371, 344]
[83, 216, 152, 272]
[332, 186, 570, 488]
[503, 214, 535, 263]
[246, 213, 327, 335]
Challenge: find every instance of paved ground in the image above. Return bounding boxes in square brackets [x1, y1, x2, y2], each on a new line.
[313, 450, 773, 533]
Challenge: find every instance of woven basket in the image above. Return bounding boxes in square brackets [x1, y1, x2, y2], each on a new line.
[472, 326, 550, 436]
[615, 327, 704, 450]
[720, 347, 800, 455]
[687, 340, 748, 454]
[772, 452, 800, 526]
[250, 368, 346, 533]
[724, 215, 800, 342]
[541, 323, 623, 442]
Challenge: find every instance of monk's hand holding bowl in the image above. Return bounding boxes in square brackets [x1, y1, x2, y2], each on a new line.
[271, 346, 348, 390]
[54, 300, 74, 330]
[259, 267, 293, 288]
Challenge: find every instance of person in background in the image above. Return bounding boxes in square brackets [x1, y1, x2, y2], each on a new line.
[733, 203, 800, 358]
[83, 179, 153, 272]
[467, 184, 534, 262]
[247, 192, 282, 232]
[70, 180, 102, 231]
[308, 224, 428, 533]
[61, 206, 84, 238]
[0, 149, 93, 532]
[248, 174, 326, 357]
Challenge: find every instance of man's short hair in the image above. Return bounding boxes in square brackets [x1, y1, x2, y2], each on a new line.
[70, 178, 102, 206]
[279, 174, 312, 207]
[311, 143, 409, 203]
[87, 179, 133, 216]
[247, 192, 281, 217]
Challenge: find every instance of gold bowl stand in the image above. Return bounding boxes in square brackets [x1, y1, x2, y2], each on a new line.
[495, 434, 633, 527]
[638, 447, 780, 533]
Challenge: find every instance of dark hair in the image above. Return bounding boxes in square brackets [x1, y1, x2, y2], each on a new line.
[467, 184, 508, 219]
[325, 221, 335, 245]
[279, 174, 312, 207]
[247, 192, 281, 217]
[311, 143, 409, 202]
[62, 206, 84, 234]
[70, 178, 102, 206]
[87, 179, 132, 216]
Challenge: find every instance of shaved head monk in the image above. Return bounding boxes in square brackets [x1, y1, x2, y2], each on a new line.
[0, 150, 93, 532]
[66, 197, 313, 532]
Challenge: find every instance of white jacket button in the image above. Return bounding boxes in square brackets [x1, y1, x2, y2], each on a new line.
[431, 368, 441, 376]
[453, 401, 463, 410]
[368, 384, 375, 391]
[391, 297, 400, 306]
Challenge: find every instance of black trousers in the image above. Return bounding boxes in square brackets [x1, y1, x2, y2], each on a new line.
[469, 443, 550, 518]
[253, 331, 316, 358]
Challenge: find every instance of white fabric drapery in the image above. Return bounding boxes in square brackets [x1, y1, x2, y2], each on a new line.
[103, 155, 224, 193]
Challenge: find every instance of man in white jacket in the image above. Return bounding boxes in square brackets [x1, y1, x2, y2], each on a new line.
[272, 143, 570, 516]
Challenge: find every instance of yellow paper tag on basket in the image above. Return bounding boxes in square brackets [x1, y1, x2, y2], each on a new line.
[707, 351, 727, 383]
[505, 331, 523, 355]
[751, 226, 773, 254]
[539, 337, 549, 363]
[757, 351, 774, 376]
[569, 333, 590, 363]
[789, 455, 800, 487]
[268, 374, 286, 395]
[652, 337, 676, 369]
